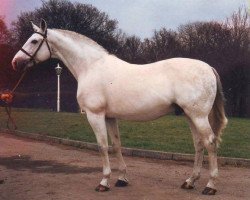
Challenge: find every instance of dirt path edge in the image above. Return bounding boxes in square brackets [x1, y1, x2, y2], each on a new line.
[2, 128, 250, 168]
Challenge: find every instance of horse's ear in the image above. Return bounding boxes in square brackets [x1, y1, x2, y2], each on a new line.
[30, 21, 40, 32]
[40, 19, 47, 34]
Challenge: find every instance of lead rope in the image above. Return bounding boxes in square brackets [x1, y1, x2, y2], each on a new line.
[11, 69, 27, 93]
[4, 30, 52, 130]
[2, 68, 28, 130]
[5, 106, 17, 130]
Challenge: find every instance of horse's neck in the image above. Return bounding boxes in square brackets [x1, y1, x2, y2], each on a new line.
[49, 29, 107, 80]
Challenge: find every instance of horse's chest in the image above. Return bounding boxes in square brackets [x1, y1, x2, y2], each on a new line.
[76, 85, 106, 113]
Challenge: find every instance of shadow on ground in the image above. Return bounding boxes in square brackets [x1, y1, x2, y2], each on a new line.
[0, 155, 102, 174]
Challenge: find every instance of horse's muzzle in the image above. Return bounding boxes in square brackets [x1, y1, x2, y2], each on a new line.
[12, 58, 31, 71]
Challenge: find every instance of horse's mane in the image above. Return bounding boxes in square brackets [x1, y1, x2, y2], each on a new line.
[53, 29, 108, 53]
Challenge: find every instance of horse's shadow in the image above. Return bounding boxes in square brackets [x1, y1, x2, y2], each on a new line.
[0, 155, 103, 174]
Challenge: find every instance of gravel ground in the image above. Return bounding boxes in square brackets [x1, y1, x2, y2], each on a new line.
[0, 132, 250, 200]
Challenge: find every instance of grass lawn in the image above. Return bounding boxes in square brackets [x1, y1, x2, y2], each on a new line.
[0, 108, 250, 159]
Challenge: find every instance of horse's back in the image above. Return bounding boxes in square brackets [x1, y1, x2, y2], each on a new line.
[147, 57, 213, 77]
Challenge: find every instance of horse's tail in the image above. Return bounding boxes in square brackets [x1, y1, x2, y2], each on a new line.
[209, 68, 228, 147]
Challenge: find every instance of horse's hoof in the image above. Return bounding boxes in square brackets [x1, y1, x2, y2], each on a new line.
[202, 187, 217, 195]
[115, 179, 128, 187]
[0, 180, 4, 184]
[181, 181, 194, 189]
[95, 184, 110, 192]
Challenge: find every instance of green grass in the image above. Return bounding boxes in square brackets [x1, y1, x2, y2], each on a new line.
[0, 108, 250, 159]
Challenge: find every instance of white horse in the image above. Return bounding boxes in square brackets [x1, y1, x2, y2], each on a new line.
[12, 19, 227, 195]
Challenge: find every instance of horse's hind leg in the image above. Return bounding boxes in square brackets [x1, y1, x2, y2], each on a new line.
[105, 118, 128, 187]
[181, 117, 204, 189]
[192, 116, 219, 195]
[86, 112, 111, 192]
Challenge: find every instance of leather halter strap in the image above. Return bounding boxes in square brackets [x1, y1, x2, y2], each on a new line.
[20, 31, 52, 65]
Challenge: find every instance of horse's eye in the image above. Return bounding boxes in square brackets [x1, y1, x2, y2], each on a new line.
[31, 40, 38, 44]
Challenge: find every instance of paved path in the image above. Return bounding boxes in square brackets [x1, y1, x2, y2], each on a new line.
[0, 132, 249, 200]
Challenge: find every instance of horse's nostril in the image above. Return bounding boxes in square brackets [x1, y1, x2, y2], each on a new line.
[12, 59, 17, 70]
[12, 59, 26, 71]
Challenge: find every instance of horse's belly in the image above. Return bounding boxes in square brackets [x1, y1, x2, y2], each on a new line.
[106, 100, 174, 121]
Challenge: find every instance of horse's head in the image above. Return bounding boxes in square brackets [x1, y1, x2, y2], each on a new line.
[12, 19, 52, 71]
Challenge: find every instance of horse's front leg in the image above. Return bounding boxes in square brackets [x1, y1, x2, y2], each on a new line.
[86, 111, 111, 192]
[105, 118, 128, 187]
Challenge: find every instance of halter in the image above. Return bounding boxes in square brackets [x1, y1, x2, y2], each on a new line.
[2, 30, 53, 130]
[20, 31, 52, 66]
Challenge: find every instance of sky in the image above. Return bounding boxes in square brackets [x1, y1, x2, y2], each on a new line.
[0, 0, 248, 39]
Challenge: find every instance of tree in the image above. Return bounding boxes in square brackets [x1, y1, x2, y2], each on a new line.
[177, 9, 250, 117]
[12, 0, 119, 53]
[178, 21, 233, 68]
[142, 28, 181, 63]
[223, 8, 250, 116]
[0, 16, 18, 89]
[116, 35, 144, 64]
[0, 16, 9, 44]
